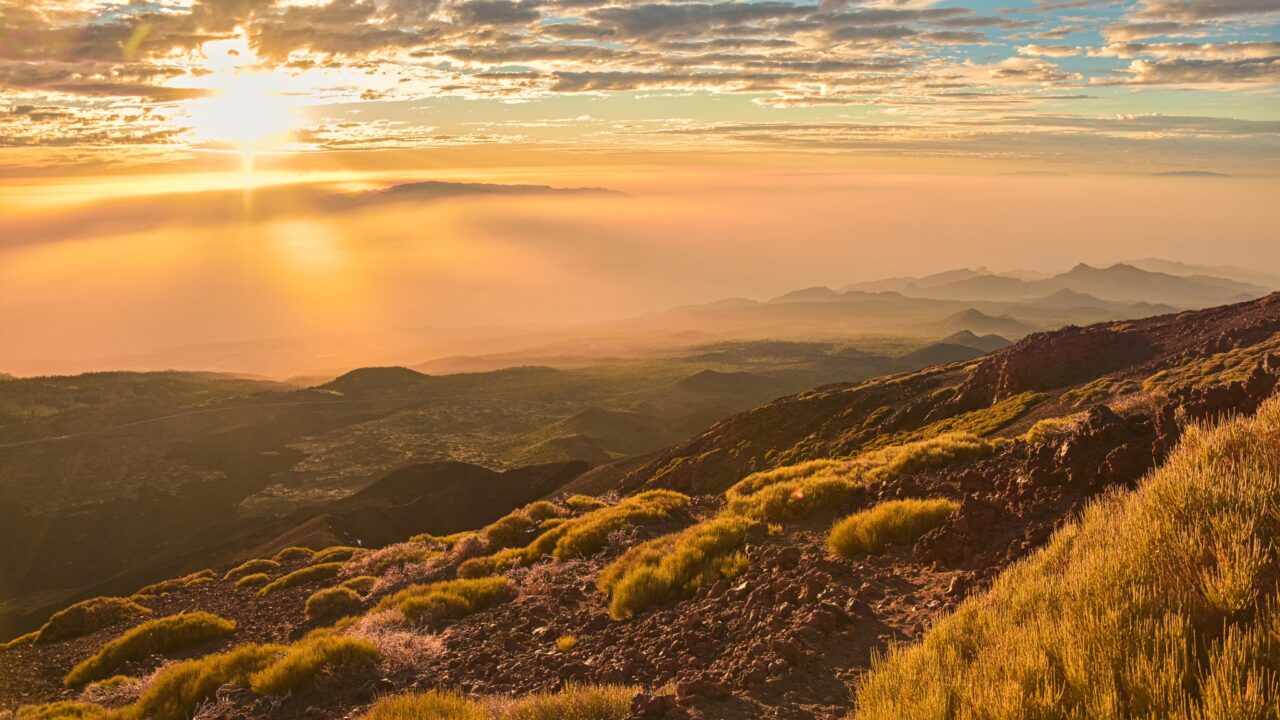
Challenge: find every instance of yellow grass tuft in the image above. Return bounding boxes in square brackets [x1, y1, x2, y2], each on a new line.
[257, 562, 343, 596]
[248, 632, 380, 695]
[64, 611, 236, 687]
[271, 546, 316, 562]
[828, 498, 958, 557]
[222, 558, 280, 581]
[361, 684, 636, 720]
[852, 394, 1280, 719]
[235, 572, 270, 588]
[375, 576, 512, 627]
[598, 515, 751, 620]
[305, 586, 363, 622]
[555, 635, 577, 653]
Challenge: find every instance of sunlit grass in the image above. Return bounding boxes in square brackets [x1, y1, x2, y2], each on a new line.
[828, 498, 958, 556]
[64, 612, 236, 687]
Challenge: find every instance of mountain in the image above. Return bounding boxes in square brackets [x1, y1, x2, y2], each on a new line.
[1127, 257, 1280, 289]
[2, 294, 1278, 716]
[909, 262, 1267, 307]
[843, 267, 991, 293]
[938, 330, 1011, 353]
[766, 286, 842, 303]
[918, 308, 1040, 337]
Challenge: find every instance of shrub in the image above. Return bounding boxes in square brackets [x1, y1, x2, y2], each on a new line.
[136, 570, 216, 596]
[16, 597, 151, 647]
[272, 546, 315, 562]
[312, 546, 361, 564]
[249, 633, 380, 695]
[64, 612, 237, 687]
[853, 396, 1280, 719]
[459, 491, 691, 577]
[362, 689, 487, 720]
[349, 542, 438, 575]
[375, 576, 512, 627]
[112, 642, 284, 720]
[361, 684, 635, 720]
[222, 558, 280, 581]
[0, 630, 38, 651]
[305, 587, 363, 622]
[564, 494, 607, 512]
[1024, 413, 1086, 445]
[556, 635, 577, 653]
[341, 575, 379, 595]
[485, 513, 537, 549]
[599, 515, 751, 620]
[257, 562, 343, 597]
[235, 572, 270, 588]
[15, 701, 107, 719]
[522, 501, 561, 523]
[855, 433, 995, 482]
[828, 498, 959, 557]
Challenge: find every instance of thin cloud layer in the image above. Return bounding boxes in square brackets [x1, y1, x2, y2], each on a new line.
[0, 0, 1276, 168]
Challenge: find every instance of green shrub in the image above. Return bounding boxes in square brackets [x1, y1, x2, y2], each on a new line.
[222, 558, 280, 581]
[235, 572, 270, 588]
[272, 546, 315, 562]
[113, 642, 284, 720]
[311, 546, 361, 564]
[853, 396, 1280, 719]
[341, 575, 378, 595]
[257, 562, 343, 597]
[360, 684, 635, 720]
[15, 701, 107, 719]
[375, 576, 512, 626]
[64, 612, 237, 687]
[305, 587, 363, 622]
[249, 633, 380, 695]
[828, 498, 959, 557]
[599, 515, 751, 620]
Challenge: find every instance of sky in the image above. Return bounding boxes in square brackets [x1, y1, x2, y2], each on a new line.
[0, 0, 1278, 370]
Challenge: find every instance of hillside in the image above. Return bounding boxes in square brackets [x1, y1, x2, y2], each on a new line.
[2, 294, 1277, 718]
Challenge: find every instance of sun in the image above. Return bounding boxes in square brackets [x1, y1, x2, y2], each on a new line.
[184, 38, 300, 153]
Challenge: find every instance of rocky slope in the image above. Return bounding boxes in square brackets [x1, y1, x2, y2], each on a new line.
[1, 294, 1278, 719]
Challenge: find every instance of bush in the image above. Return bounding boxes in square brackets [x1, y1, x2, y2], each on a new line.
[599, 515, 751, 620]
[484, 513, 537, 549]
[564, 494, 607, 512]
[341, 575, 378, 595]
[0, 630, 38, 651]
[249, 633, 380, 695]
[1024, 413, 1086, 445]
[361, 684, 636, 720]
[113, 642, 283, 720]
[257, 562, 343, 597]
[235, 572, 270, 589]
[828, 498, 959, 557]
[362, 689, 486, 720]
[64, 612, 237, 687]
[521, 501, 561, 523]
[853, 396, 1280, 719]
[350, 542, 438, 574]
[15, 701, 107, 719]
[312, 546, 361, 564]
[23, 596, 151, 646]
[136, 570, 216, 596]
[222, 558, 280, 581]
[375, 576, 512, 627]
[272, 546, 315, 562]
[556, 635, 577, 653]
[305, 587, 363, 622]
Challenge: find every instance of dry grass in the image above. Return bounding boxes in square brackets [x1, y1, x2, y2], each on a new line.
[305, 586, 363, 622]
[14, 701, 108, 719]
[64, 612, 236, 687]
[234, 573, 270, 589]
[459, 491, 690, 577]
[248, 631, 381, 695]
[361, 684, 636, 720]
[113, 642, 284, 720]
[373, 576, 512, 627]
[853, 394, 1280, 720]
[727, 433, 991, 523]
[598, 515, 751, 620]
[555, 635, 577, 653]
[344, 541, 439, 576]
[341, 575, 379, 595]
[271, 546, 315, 562]
[1023, 412, 1087, 445]
[12, 597, 151, 647]
[311, 546, 362, 564]
[828, 498, 958, 557]
[221, 558, 280, 581]
[134, 570, 215, 597]
[257, 562, 343, 597]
